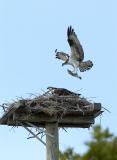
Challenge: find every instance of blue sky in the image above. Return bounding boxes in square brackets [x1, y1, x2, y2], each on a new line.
[0, 0, 117, 159]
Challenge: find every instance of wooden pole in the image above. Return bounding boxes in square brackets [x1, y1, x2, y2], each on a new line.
[45, 122, 59, 160]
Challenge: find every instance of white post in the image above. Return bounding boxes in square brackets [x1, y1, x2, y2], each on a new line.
[45, 122, 59, 160]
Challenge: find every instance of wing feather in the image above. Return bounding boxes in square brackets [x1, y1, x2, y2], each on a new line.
[67, 26, 84, 62]
[56, 51, 69, 62]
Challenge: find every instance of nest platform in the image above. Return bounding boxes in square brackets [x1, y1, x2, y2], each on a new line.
[0, 87, 103, 128]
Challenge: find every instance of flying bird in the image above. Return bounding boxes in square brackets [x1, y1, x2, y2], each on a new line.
[55, 26, 93, 79]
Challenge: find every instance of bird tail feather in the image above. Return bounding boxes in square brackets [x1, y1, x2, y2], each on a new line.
[79, 60, 93, 72]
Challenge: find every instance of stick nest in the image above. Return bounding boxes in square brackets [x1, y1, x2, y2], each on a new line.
[1, 87, 96, 117]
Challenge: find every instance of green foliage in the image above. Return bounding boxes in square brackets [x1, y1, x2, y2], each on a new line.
[59, 125, 117, 160]
[82, 125, 117, 160]
[91, 125, 113, 142]
[59, 148, 81, 160]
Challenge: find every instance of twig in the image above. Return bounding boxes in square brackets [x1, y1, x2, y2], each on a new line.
[27, 93, 38, 98]
[19, 122, 46, 146]
[0, 104, 9, 112]
[26, 122, 54, 138]
[9, 126, 16, 132]
[62, 128, 68, 133]
[27, 132, 42, 139]
[102, 106, 111, 113]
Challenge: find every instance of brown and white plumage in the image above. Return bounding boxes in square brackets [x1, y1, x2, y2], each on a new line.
[55, 26, 93, 79]
[47, 86, 81, 96]
[67, 26, 84, 62]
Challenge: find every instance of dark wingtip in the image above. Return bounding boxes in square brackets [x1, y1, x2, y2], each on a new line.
[67, 25, 74, 37]
[67, 26, 70, 36]
[55, 49, 57, 53]
[55, 52, 60, 59]
[69, 25, 71, 31]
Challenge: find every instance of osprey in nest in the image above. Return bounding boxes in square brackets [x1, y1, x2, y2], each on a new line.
[55, 26, 93, 79]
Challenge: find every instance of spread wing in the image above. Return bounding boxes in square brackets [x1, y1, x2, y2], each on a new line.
[55, 50, 69, 62]
[67, 26, 84, 62]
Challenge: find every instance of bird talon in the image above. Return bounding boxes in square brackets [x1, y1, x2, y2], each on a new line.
[67, 69, 82, 79]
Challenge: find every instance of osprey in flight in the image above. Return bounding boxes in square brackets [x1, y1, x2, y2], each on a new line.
[55, 26, 93, 79]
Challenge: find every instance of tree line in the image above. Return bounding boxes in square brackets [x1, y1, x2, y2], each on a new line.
[59, 125, 117, 160]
